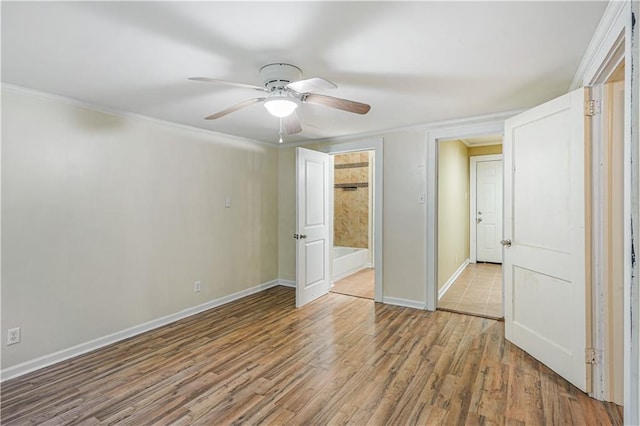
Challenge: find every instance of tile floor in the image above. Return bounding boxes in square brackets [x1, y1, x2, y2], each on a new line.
[331, 268, 375, 299]
[438, 263, 503, 319]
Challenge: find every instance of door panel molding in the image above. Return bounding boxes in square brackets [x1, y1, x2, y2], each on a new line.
[296, 147, 331, 307]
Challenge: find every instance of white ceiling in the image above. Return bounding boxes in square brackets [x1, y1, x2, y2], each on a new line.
[2, 1, 607, 145]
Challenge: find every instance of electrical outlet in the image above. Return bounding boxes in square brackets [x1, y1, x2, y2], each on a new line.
[7, 327, 20, 345]
[194, 281, 201, 293]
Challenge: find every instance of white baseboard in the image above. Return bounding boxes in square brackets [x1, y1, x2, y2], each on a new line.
[277, 279, 296, 288]
[1, 279, 286, 382]
[382, 296, 425, 310]
[438, 259, 470, 299]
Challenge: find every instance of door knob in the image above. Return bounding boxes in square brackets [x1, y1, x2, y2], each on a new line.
[500, 239, 512, 247]
[293, 234, 308, 240]
[477, 217, 483, 223]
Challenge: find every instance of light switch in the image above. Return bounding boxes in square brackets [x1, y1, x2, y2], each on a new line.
[418, 193, 425, 204]
[225, 197, 231, 208]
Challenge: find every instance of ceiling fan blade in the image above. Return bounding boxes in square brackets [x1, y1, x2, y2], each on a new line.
[205, 98, 266, 120]
[302, 93, 370, 115]
[286, 77, 337, 93]
[283, 111, 303, 135]
[189, 77, 266, 92]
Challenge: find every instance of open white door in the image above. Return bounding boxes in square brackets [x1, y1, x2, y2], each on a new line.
[296, 147, 331, 308]
[504, 88, 589, 392]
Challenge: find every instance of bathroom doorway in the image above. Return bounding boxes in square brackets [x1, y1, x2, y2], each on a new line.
[330, 150, 375, 300]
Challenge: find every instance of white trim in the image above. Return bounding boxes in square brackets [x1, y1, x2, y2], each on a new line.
[573, 0, 638, 415]
[296, 110, 523, 148]
[469, 154, 503, 263]
[626, 2, 639, 422]
[426, 119, 512, 312]
[382, 297, 425, 310]
[318, 138, 384, 303]
[277, 279, 296, 288]
[2, 84, 523, 153]
[590, 84, 608, 401]
[578, 10, 626, 402]
[461, 141, 501, 148]
[0, 279, 284, 382]
[570, 1, 628, 89]
[438, 259, 470, 299]
[1, 83, 274, 149]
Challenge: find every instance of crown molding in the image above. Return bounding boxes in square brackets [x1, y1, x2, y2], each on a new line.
[1, 83, 277, 149]
[291, 109, 523, 149]
[570, 0, 628, 89]
[2, 83, 521, 150]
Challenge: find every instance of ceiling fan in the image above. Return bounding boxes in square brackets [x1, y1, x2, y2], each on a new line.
[189, 63, 371, 142]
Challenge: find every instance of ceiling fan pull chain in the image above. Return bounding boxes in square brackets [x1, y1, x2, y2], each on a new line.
[278, 118, 284, 144]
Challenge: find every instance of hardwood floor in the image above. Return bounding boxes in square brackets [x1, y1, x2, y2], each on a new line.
[1, 286, 622, 425]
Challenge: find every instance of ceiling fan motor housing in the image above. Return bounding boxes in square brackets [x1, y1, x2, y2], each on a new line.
[260, 63, 302, 91]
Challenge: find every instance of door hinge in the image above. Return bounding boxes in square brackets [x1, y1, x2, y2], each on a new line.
[585, 348, 600, 365]
[585, 100, 600, 116]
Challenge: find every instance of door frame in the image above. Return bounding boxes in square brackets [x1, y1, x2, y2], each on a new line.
[318, 138, 383, 303]
[469, 154, 503, 264]
[570, 0, 637, 416]
[426, 117, 515, 311]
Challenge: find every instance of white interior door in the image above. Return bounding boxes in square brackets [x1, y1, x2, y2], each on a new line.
[296, 147, 331, 308]
[475, 159, 503, 263]
[504, 88, 589, 392]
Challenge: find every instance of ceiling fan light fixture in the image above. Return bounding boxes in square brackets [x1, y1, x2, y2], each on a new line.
[264, 98, 298, 118]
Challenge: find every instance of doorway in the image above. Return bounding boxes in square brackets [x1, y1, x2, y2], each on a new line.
[316, 138, 384, 303]
[435, 137, 504, 319]
[330, 150, 375, 300]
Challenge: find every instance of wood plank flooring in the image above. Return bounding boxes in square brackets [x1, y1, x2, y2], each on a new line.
[1, 286, 623, 425]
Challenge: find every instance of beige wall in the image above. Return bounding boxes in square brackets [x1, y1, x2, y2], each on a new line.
[382, 131, 427, 302]
[277, 147, 296, 282]
[468, 144, 502, 156]
[2, 89, 279, 369]
[279, 130, 428, 304]
[334, 152, 369, 249]
[437, 140, 470, 290]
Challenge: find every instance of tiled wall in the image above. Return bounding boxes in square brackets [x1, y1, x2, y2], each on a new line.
[334, 152, 369, 248]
